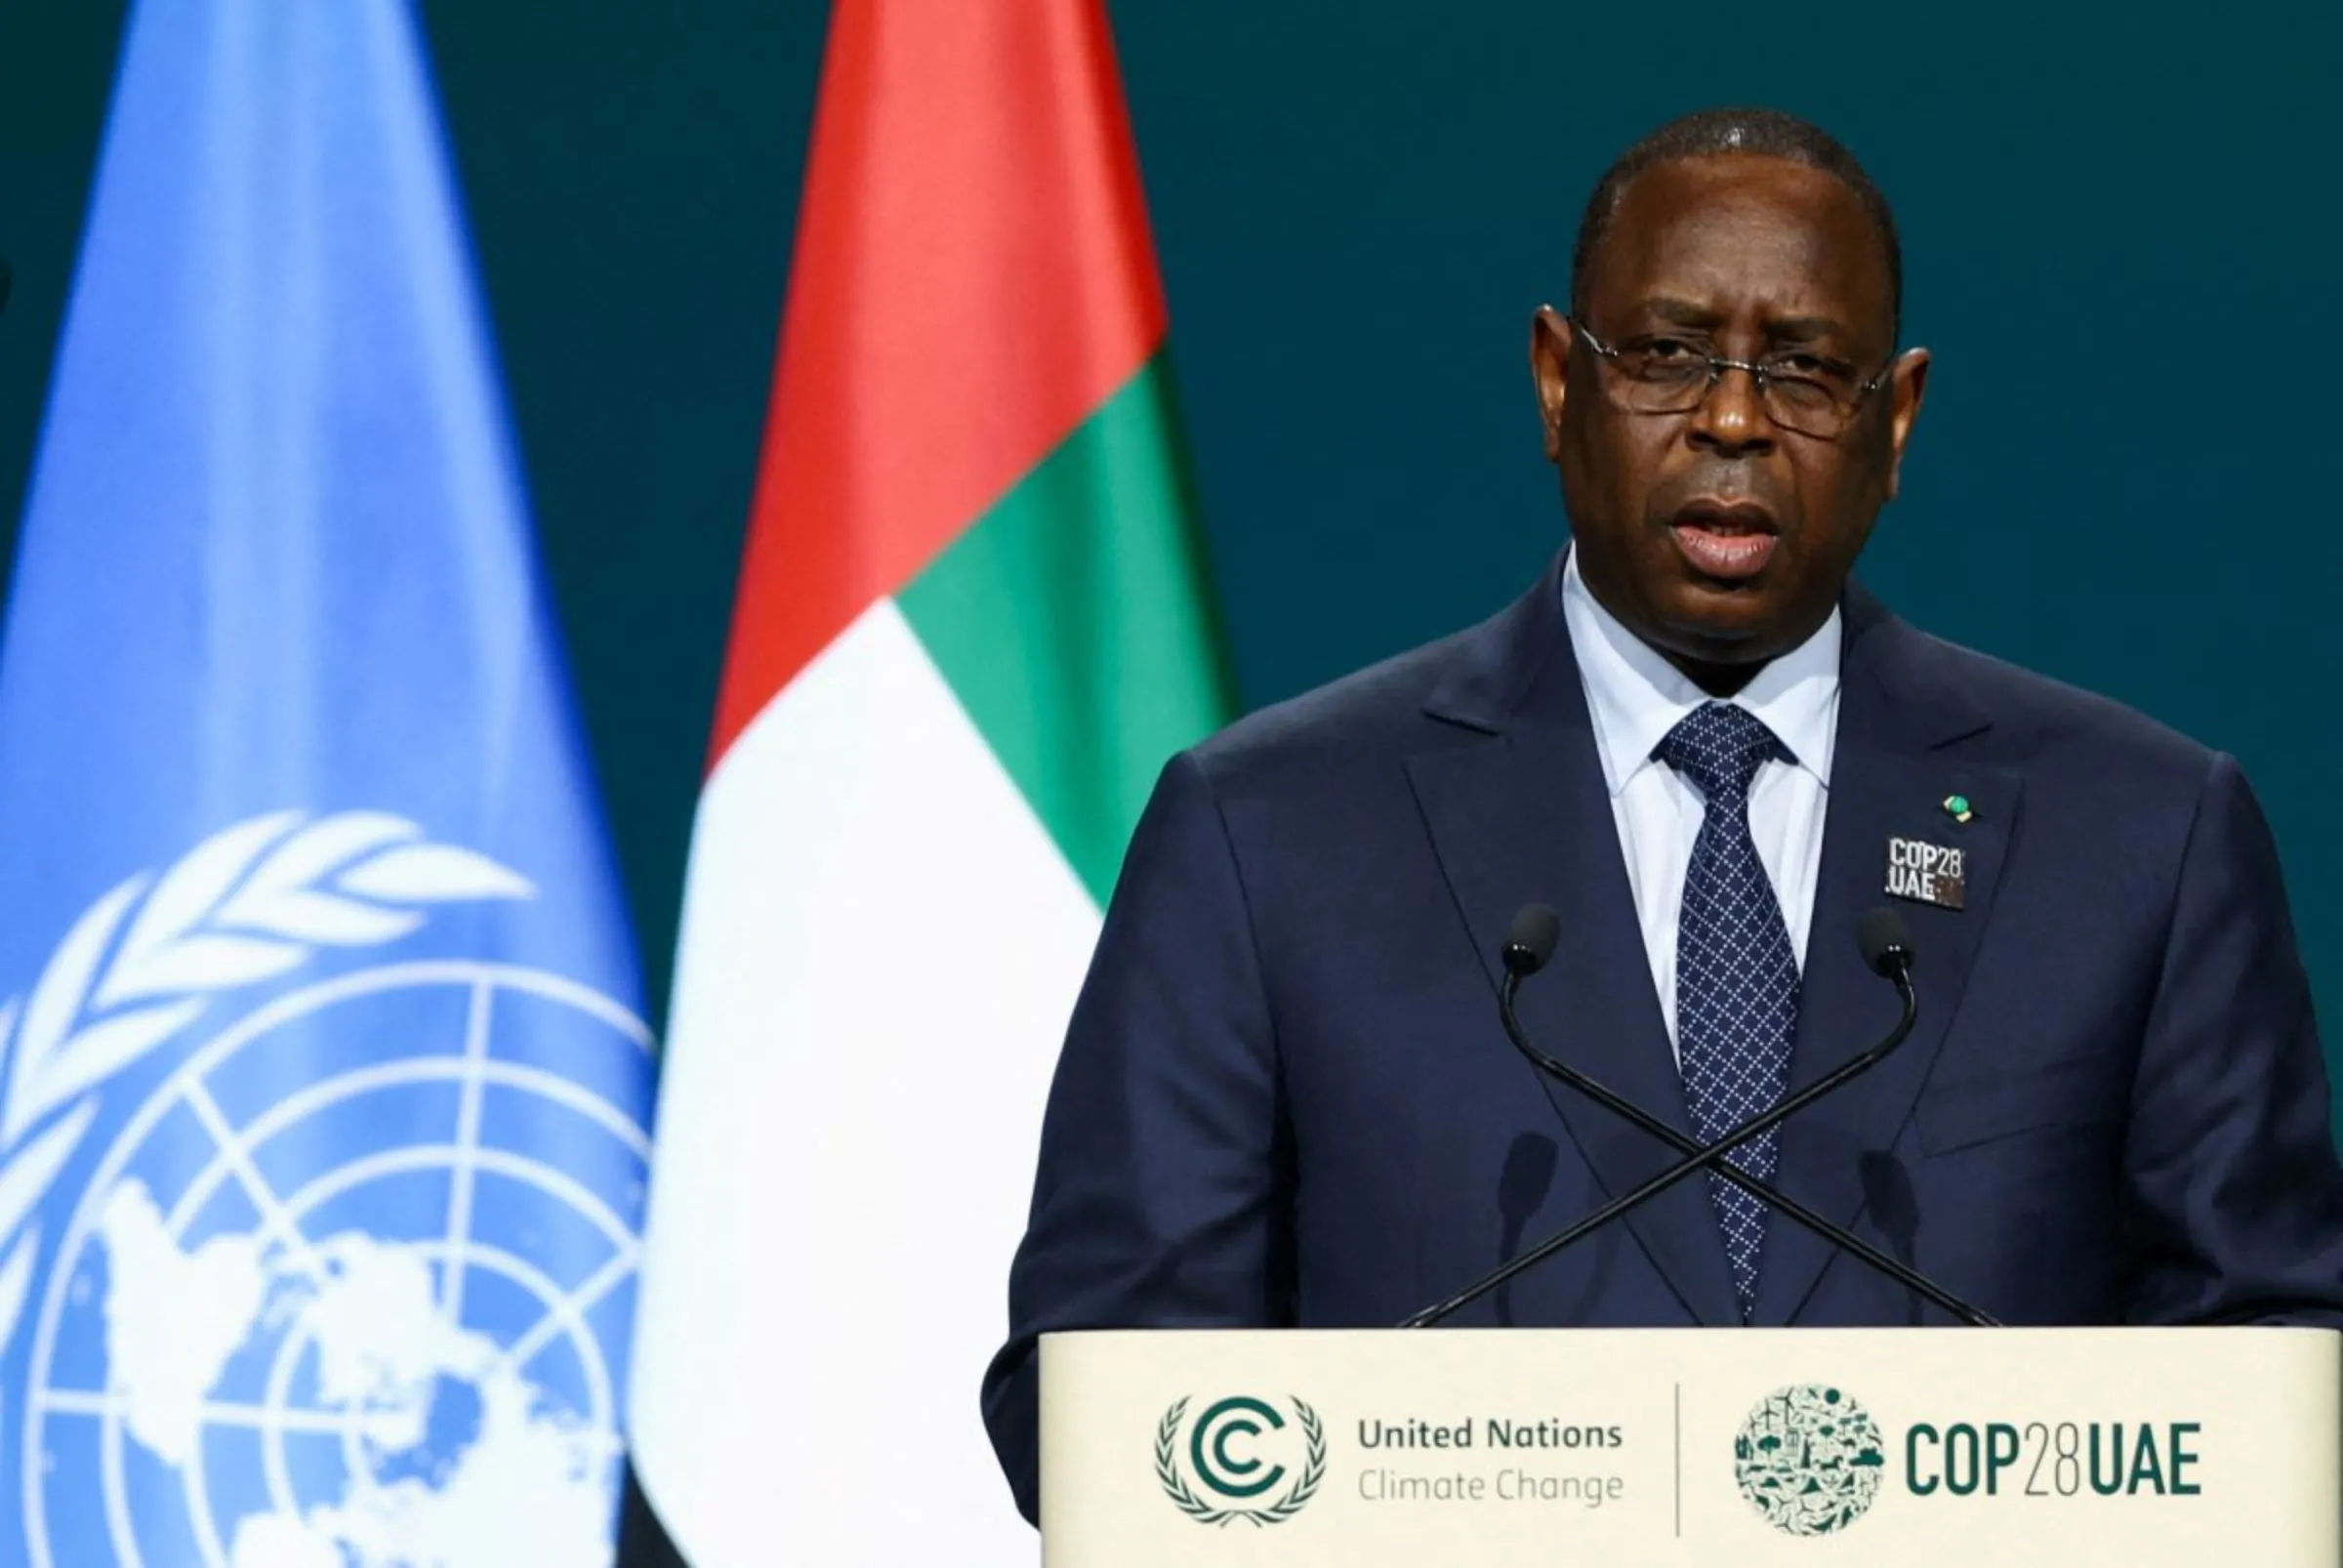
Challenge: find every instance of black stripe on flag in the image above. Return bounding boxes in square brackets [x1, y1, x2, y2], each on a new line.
[616, 1456, 691, 1568]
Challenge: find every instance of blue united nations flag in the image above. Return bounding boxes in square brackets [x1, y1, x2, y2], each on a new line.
[0, 5, 656, 1564]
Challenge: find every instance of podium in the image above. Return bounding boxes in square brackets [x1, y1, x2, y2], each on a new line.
[1040, 1327, 2340, 1564]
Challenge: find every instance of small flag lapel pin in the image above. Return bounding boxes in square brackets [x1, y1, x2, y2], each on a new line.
[1942, 794, 1974, 825]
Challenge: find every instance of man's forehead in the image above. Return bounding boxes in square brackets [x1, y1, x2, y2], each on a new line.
[1586, 154, 1892, 330]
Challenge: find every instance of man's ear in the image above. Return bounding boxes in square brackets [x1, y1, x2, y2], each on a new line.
[1884, 347, 1930, 500]
[1530, 307, 1574, 465]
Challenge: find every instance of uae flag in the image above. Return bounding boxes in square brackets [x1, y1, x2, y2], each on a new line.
[620, 2, 1234, 1562]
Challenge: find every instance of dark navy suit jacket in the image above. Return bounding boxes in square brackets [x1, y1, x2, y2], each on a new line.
[981, 559, 2343, 1523]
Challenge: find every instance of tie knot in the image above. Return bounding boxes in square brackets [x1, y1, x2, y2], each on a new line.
[1657, 701, 1785, 802]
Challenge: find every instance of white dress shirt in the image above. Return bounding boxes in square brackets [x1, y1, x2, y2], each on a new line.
[1558, 547, 1842, 1054]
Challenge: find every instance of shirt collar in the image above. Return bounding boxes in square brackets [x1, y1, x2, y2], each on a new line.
[1560, 544, 1842, 798]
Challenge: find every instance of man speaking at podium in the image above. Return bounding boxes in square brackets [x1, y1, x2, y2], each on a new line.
[981, 107, 2343, 1522]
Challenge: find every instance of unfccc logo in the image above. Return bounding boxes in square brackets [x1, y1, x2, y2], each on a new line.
[1155, 1394, 1327, 1526]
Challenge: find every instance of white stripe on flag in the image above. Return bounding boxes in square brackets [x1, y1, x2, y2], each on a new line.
[630, 598, 1095, 1564]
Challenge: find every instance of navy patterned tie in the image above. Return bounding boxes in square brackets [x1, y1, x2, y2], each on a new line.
[1658, 702, 1800, 1322]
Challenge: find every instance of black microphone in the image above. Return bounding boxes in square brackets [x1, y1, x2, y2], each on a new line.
[1502, 903, 1561, 975]
[1854, 906, 1911, 984]
[1403, 906, 1999, 1329]
[1477, 903, 1991, 1325]
[0, 255, 12, 317]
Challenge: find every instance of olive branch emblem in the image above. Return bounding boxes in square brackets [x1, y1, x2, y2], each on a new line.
[0, 810, 532, 1378]
[1155, 1395, 1326, 1526]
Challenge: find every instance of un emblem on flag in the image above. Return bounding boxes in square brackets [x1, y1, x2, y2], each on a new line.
[0, 813, 654, 1568]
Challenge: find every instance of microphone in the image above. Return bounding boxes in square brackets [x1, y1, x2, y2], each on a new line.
[0, 255, 12, 317]
[1502, 903, 1561, 974]
[1855, 905, 1911, 980]
[1471, 904, 1992, 1326]
[1402, 906, 1999, 1329]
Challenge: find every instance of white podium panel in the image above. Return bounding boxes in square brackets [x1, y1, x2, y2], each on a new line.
[1040, 1327, 2339, 1565]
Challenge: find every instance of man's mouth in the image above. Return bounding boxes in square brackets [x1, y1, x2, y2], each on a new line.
[1667, 500, 1780, 581]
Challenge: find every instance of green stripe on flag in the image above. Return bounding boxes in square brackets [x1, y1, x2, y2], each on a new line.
[897, 351, 1238, 906]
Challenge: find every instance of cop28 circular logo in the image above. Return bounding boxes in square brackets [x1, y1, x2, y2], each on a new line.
[1735, 1383, 1888, 1537]
[1155, 1394, 1326, 1526]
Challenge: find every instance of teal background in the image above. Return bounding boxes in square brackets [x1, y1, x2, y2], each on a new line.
[1, 3, 2337, 1075]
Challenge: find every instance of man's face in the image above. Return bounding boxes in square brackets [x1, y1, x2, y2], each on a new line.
[1532, 155, 1928, 681]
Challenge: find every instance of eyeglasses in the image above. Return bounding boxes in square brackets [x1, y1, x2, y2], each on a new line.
[1568, 317, 1897, 439]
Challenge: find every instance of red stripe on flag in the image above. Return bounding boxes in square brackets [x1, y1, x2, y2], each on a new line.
[709, 0, 1169, 767]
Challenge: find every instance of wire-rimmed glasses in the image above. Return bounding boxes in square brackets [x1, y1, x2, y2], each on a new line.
[1569, 317, 1896, 439]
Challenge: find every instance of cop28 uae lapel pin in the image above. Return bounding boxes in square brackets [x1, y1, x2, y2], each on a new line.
[1885, 835, 1966, 910]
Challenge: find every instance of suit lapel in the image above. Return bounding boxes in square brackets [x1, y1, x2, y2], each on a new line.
[1407, 568, 1742, 1328]
[1752, 588, 2020, 1326]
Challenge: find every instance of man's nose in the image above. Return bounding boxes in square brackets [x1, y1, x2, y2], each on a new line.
[1687, 363, 1777, 455]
